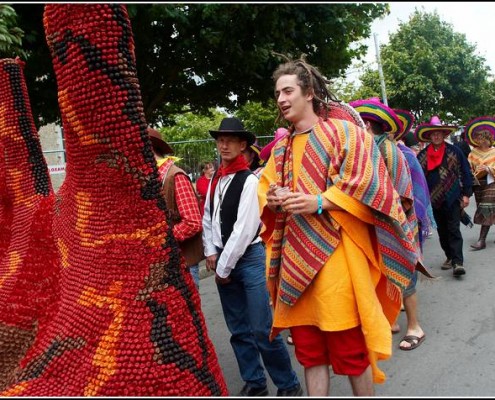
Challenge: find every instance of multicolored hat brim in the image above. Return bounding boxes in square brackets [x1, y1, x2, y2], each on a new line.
[393, 109, 415, 141]
[464, 116, 495, 147]
[414, 124, 458, 143]
[250, 144, 261, 156]
[349, 99, 402, 135]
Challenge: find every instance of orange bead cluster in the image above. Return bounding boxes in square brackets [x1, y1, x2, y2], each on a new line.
[0, 57, 60, 391]
[2, 4, 226, 397]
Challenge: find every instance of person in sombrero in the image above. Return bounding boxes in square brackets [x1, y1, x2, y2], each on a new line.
[390, 108, 437, 351]
[350, 99, 428, 351]
[464, 116, 495, 250]
[350, 98, 415, 217]
[416, 116, 473, 277]
[393, 109, 436, 246]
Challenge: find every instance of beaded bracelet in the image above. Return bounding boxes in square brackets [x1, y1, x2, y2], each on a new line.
[317, 194, 323, 215]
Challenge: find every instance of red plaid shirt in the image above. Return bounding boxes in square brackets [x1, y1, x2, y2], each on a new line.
[157, 158, 202, 243]
[172, 172, 202, 242]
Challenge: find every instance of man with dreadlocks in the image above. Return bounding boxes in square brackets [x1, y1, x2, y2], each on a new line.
[258, 58, 419, 396]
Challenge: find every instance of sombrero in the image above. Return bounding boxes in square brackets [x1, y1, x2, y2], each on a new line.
[463, 116, 495, 147]
[249, 142, 262, 157]
[349, 97, 402, 135]
[414, 115, 457, 143]
[247, 141, 264, 167]
[259, 127, 289, 162]
[392, 109, 415, 141]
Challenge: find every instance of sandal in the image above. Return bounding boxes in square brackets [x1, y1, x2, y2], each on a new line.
[399, 334, 425, 351]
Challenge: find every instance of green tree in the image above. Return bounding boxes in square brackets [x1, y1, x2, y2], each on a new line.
[356, 9, 491, 124]
[11, 3, 388, 126]
[0, 4, 27, 58]
[159, 108, 226, 175]
[234, 99, 281, 140]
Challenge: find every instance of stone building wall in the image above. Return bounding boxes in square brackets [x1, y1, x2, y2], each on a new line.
[38, 123, 66, 192]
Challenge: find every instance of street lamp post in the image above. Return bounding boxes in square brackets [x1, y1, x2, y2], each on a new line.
[374, 33, 388, 106]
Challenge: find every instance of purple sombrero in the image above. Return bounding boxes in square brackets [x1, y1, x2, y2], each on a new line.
[463, 116, 495, 147]
[414, 115, 457, 143]
[393, 109, 415, 141]
[349, 97, 402, 135]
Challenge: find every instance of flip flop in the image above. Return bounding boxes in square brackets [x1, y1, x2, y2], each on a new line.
[399, 334, 425, 351]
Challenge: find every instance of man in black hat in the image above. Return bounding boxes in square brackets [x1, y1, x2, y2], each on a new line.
[202, 117, 303, 397]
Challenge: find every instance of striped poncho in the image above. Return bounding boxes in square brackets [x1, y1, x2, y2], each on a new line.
[267, 118, 418, 307]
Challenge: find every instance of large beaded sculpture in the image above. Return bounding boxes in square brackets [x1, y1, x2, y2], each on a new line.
[3, 4, 227, 396]
[0, 57, 60, 391]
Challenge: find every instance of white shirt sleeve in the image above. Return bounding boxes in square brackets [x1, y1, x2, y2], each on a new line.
[216, 174, 261, 278]
[201, 178, 217, 258]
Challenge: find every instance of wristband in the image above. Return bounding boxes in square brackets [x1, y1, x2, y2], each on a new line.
[317, 194, 323, 215]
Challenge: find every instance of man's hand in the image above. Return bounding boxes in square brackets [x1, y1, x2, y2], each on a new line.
[205, 254, 217, 272]
[215, 273, 231, 285]
[266, 183, 285, 212]
[280, 192, 336, 214]
[461, 195, 470, 209]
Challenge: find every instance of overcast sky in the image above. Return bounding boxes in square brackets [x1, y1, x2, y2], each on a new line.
[345, 1, 495, 82]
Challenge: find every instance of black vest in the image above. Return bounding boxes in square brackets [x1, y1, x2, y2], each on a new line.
[210, 170, 259, 246]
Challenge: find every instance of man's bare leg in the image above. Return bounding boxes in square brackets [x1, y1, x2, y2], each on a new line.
[305, 365, 329, 396]
[348, 365, 374, 396]
[399, 293, 425, 349]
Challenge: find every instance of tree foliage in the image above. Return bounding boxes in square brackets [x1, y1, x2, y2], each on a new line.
[159, 109, 226, 175]
[0, 4, 27, 58]
[159, 100, 283, 176]
[234, 99, 282, 138]
[355, 9, 491, 124]
[11, 3, 388, 127]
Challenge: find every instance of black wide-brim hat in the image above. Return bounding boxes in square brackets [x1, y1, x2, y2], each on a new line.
[209, 117, 256, 146]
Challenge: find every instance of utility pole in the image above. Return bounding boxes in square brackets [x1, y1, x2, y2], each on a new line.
[374, 33, 388, 106]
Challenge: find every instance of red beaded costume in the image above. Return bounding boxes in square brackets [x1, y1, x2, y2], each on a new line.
[2, 4, 227, 396]
[0, 57, 60, 391]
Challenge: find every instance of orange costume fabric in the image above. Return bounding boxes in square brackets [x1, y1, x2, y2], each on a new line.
[468, 146, 495, 181]
[258, 122, 406, 384]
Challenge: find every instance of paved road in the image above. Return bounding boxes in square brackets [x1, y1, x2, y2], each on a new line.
[198, 200, 495, 396]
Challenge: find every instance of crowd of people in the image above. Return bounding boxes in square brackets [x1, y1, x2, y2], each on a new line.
[144, 56, 495, 397]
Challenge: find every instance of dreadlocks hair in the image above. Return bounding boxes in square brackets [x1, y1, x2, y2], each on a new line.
[272, 57, 339, 124]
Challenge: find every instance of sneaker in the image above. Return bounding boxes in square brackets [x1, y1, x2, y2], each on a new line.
[277, 383, 303, 397]
[238, 384, 269, 397]
[441, 258, 452, 270]
[453, 264, 466, 276]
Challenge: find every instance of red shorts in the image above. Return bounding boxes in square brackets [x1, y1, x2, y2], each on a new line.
[290, 325, 369, 376]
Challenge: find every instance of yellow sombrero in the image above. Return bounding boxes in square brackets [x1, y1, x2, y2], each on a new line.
[463, 116, 495, 147]
[349, 97, 402, 135]
[414, 115, 457, 143]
